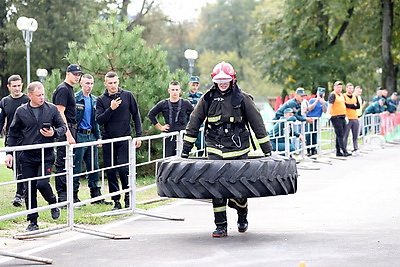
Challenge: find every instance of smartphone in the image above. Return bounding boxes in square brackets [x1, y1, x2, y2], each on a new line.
[42, 122, 51, 130]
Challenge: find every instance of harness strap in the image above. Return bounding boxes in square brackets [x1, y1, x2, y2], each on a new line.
[167, 99, 182, 126]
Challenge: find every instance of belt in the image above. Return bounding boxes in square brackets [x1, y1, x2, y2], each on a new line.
[77, 128, 92, 135]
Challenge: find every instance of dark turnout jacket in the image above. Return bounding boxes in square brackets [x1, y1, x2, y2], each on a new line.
[183, 84, 272, 158]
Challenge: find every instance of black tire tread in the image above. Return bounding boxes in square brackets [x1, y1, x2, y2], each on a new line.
[156, 156, 297, 199]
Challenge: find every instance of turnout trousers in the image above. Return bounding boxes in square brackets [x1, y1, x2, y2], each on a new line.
[208, 153, 248, 226]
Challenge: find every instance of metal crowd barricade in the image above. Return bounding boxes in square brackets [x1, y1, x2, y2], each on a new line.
[0, 141, 71, 238]
[1, 111, 398, 243]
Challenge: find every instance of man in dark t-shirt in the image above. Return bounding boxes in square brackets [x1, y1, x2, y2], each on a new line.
[148, 81, 193, 157]
[52, 64, 82, 203]
[0, 75, 30, 206]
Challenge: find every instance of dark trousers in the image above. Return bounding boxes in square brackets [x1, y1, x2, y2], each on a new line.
[103, 140, 129, 201]
[330, 116, 347, 154]
[164, 135, 178, 157]
[22, 161, 56, 222]
[73, 133, 100, 191]
[55, 127, 77, 195]
[209, 153, 248, 226]
[14, 153, 26, 197]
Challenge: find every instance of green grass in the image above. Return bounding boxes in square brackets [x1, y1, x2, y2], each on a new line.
[0, 163, 173, 234]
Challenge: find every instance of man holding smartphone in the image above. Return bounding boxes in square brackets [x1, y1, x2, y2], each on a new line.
[96, 72, 142, 210]
[5, 82, 67, 231]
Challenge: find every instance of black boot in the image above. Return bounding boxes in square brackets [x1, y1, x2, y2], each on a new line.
[212, 224, 228, 238]
[58, 191, 67, 209]
[90, 188, 112, 205]
[112, 200, 122, 210]
[26, 219, 39, 231]
[58, 191, 67, 203]
[237, 213, 248, 233]
[73, 191, 81, 203]
[124, 194, 130, 208]
[11, 194, 24, 207]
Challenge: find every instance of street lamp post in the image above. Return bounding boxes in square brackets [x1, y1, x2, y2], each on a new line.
[16, 16, 38, 85]
[184, 49, 198, 76]
[36, 68, 48, 84]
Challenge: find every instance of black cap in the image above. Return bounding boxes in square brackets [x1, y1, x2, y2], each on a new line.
[66, 64, 82, 74]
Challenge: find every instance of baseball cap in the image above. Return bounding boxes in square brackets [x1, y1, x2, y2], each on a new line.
[189, 76, 200, 83]
[284, 108, 294, 114]
[392, 92, 398, 96]
[66, 64, 82, 74]
[317, 87, 326, 94]
[295, 88, 307, 96]
[334, 81, 343, 86]
[375, 87, 382, 91]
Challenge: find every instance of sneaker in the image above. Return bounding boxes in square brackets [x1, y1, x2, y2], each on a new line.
[112, 201, 122, 211]
[92, 199, 113, 205]
[343, 152, 352, 157]
[51, 207, 60, 220]
[26, 222, 39, 231]
[336, 152, 344, 157]
[237, 215, 248, 233]
[212, 225, 228, 238]
[12, 195, 24, 207]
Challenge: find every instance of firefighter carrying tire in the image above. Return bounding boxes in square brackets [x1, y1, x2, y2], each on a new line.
[167, 61, 296, 238]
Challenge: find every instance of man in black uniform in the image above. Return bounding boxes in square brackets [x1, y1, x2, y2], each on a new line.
[5, 82, 67, 231]
[0, 75, 30, 206]
[182, 62, 273, 238]
[96, 71, 142, 210]
[148, 81, 193, 157]
[52, 64, 82, 203]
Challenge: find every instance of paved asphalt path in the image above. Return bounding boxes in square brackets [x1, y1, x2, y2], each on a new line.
[1, 144, 400, 267]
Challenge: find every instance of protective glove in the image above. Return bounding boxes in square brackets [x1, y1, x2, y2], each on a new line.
[261, 140, 272, 157]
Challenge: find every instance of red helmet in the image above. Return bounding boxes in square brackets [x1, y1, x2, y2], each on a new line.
[211, 61, 235, 83]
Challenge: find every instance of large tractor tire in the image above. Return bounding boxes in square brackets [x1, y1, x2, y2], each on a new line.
[156, 156, 297, 199]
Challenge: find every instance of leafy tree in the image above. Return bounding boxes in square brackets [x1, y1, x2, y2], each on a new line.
[196, 0, 259, 59]
[254, 0, 400, 96]
[254, 0, 357, 93]
[0, 0, 114, 97]
[60, 15, 187, 135]
[196, 50, 282, 98]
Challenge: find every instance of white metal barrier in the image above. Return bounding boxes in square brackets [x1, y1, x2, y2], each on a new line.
[0, 113, 398, 240]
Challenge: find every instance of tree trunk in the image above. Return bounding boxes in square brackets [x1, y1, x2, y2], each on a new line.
[381, 0, 396, 93]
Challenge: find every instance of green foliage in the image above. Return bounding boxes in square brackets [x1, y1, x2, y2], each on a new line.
[196, 0, 259, 59]
[254, 0, 356, 92]
[65, 15, 189, 135]
[1, 0, 113, 91]
[196, 50, 282, 98]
